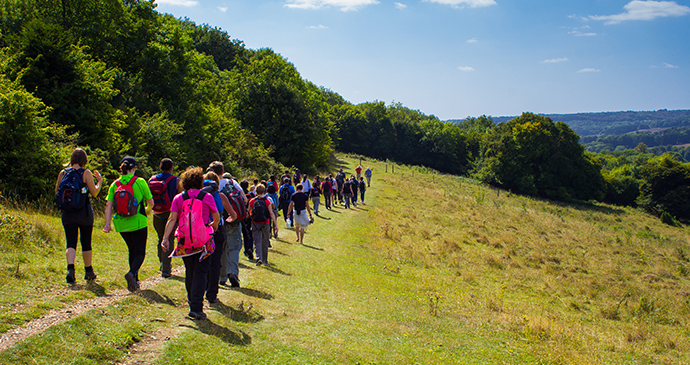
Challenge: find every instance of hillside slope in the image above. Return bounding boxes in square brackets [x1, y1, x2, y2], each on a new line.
[0, 155, 688, 364]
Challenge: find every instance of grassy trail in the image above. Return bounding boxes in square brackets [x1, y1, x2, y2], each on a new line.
[1, 155, 689, 364]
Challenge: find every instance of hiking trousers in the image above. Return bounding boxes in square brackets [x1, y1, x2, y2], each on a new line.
[221, 223, 243, 281]
[153, 212, 174, 275]
[252, 222, 271, 264]
[206, 224, 226, 301]
[323, 193, 332, 209]
[120, 227, 147, 278]
[312, 196, 320, 215]
[183, 252, 210, 313]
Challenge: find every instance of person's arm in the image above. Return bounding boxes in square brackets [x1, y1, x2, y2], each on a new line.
[145, 198, 154, 216]
[269, 205, 278, 233]
[160, 211, 179, 252]
[306, 197, 313, 219]
[84, 169, 103, 197]
[103, 200, 114, 233]
[55, 170, 65, 194]
[287, 201, 294, 216]
[210, 210, 220, 231]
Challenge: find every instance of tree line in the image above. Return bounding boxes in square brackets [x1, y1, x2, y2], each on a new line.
[1, 0, 688, 223]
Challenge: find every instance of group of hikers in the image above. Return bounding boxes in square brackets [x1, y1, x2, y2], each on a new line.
[55, 148, 372, 320]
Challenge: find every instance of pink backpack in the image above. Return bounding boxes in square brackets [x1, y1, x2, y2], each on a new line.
[175, 190, 214, 249]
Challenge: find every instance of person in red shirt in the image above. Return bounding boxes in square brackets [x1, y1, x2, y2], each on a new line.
[248, 184, 277, 266]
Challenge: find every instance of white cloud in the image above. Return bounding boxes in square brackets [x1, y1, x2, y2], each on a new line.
[307, 24, 329, 29]
[285, 0, 379, 11]
[422, 0, 496, 8]
[156, 0, 199, 6]
[458, 66, 475, 72]
[577, 68, 601, 73]
[568, 25, 597, 37]
[395, 2, 407, 9]
[664, 62, 679, 68]
[466, 38, 478, 43]
[543, 57, 569, 64]
[590, 1, 690, 25]
[218, 7, 228, 12]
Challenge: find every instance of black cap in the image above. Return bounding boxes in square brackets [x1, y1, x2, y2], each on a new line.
[121, 156, 136, 167]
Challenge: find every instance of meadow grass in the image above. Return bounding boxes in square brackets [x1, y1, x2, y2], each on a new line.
[0, 154, 688, 364]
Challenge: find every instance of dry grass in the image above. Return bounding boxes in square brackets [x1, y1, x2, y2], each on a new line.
[368, 162, 690, 364]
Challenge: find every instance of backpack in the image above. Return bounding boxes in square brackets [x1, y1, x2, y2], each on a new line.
[293, 173, 301, 184]
[175, 190, 214, 249]
[56, 168, 87, 212]
[279, 185, 291, 202]
[222, 184, 247, 222]
[251, 197, 269, 222]
[114, 177, 139, 217]
[148, 175, 175, 213]
[322, 180, 332, 195]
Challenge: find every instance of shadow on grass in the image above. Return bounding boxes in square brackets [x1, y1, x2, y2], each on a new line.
[78, 282, 107, 296]
[181, 320, 252, 346]
[299, 243, 324, 251]
[269, 249, 288, 256]
[238, 262, 255, 270]
[315, 213, 331, 220]
[235, 287, 275, 300]
[166, 275, 186, 283]
[136, 289, 176, 306]
[263, 264, 292, 276]
[210, 300, 265, 323]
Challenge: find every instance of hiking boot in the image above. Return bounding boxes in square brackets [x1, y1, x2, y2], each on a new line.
[208, 297, 220, 304]
[66, 270, 76, 284]
[188, 311, 207, 320]
[256, 259, 263, 267]
[228, 273, 240, 288]
[84, 271, 97, 281]
[161, 272, 172, 278]
[124, 272, 137, 292]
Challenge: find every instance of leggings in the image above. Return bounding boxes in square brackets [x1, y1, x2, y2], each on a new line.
[63, 223, 93, 251]
[183, 252, 210, 313]
[120, 227, 147, 278]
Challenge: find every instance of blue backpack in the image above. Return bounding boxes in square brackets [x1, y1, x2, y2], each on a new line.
[56, 168, 87, 212]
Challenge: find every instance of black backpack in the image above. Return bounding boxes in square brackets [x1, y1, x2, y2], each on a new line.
[251, 197, 269, 222]
[56, 168, 87, 212]
[279, 185, 291, 202]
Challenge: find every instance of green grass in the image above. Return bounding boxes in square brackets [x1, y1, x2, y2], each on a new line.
[1, 154, 689, 364]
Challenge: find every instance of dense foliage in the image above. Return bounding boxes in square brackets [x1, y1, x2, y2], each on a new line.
[1, 0, 688, 224]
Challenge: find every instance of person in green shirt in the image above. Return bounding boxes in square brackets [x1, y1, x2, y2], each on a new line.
[103, 156, 154, 292]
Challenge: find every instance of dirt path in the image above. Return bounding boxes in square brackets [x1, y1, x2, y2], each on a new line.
[0, 266, 184, 352]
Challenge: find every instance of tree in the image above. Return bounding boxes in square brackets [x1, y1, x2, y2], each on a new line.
[476, 112, 605, 201]
[638, 154, 690, 221]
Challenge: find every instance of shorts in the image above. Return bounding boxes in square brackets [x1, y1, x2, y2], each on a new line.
[294, 210, 310, 229]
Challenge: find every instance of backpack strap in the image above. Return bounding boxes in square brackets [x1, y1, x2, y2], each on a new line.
[182, 190, 190, 201]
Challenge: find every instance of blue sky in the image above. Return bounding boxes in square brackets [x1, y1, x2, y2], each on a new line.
[154, 0, 690, 120]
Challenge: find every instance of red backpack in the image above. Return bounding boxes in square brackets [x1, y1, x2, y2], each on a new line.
[148, 175, 175, 213]
[221, 183, 247, 223]
[114, 177, 139, 217]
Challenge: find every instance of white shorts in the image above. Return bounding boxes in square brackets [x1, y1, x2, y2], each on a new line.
[294, 210, 310, 229]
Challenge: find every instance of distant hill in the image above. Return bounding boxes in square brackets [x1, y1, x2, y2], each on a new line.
[480, 109, 690, 137]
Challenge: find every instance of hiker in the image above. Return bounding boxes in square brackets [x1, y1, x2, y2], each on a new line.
[203, 171, 237, 302]
[356, 165, 362, 180]
[149, 158, 181, 278]
[160, 166, 219, 320]
[103, 156, 154, 292]
[311, 176, 321, 215]
[266, 175, 278, 191]
[266, 183, 280, 239]
[336, 169, 346, 204]
[279, 178, 295, 226]
[321, 175, 332, 210]
[365, 167, 372, 187]
[293, 168, 301, 185]
[302, 174, 312, 196]
[240, 179, 255, 260]
[351, 175, 359, 206]
[248, 184, 278, 266]
[210, 163, 246, 286]
[342, 177, 353, 209]
[250, 178, 259, 193]
[359, 176, 367, 204]
[287, 184, 313, 244]
[55, 148, 103, 284]
[330, 176, 338, 204]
